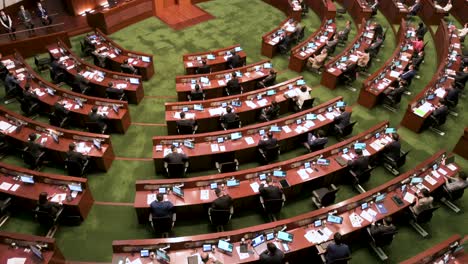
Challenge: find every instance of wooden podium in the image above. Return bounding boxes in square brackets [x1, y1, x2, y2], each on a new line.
[152, 0, 214, 30]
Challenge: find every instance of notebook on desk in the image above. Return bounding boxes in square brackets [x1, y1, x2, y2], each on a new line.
[335, 156, 348, 167]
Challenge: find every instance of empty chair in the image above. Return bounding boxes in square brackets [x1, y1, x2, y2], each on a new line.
[80, 41, 93, 57]
[383, 150, 410, 176]
[301, 98, 315, 110]
[258, 144, 280, 164]
[164, 162, 188, 178]
[34, 55, 50, 72]
[334, 121, 357, 141]
[208, 207, 233, 232]
[49, 103, 70, 128]
[0, 134, 11, 159]
[86, 122, 107, 134]
[150, 214, 176, 238]
[0, 195, 12, 227]
[18, 97, 40, 117]
[215, 159, 239, 173]
[312, 184, 339, 208]
[22, 148, 45, 171]
[221, 118, 242, 130]
[259, 194, 286, 222]
[65, 159, 89, 177]
[350, 166, 374, 194]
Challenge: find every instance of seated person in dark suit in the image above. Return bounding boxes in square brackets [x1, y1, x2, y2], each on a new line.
[445, 86, 460, 106]
[120, 59, 137, 74]
[219, 106, 239, 129]
[382, 133, 401, 161]
[196, 60, 211, 74]
[22, 83, 39, 105]
[88, 106, 107, 131]
[92, 49, 107, 68]
[412, 50, 425, 71]
[27, 133, 44, 160]
[368, 36, 383, 58]
[259, 242, 284, 264]
[444, 171, 468, 192]
[4, 71, 20, 98]
[38, 192, 61, 216]
[227, 50, 242, 68]
[306, 130, 328, 150]
[326, 35, 339, 54]
[339, 61, 357, 84]
[333, 107, 351, 133]
[259, 100, 280, 122]
[225, 72, 242, 95]
[370, 216, 397, 238]
[188, 84, 205, 100]
[258, 132, 278, 151]
[430, 99, 449, 125]
[347, 148, 369, 176]
[0, 54, 7, 81]
[453, 66, 468, 89]
[163, 145, 188, 164]
[408, 0, 422, 16]
[106, 82, 126, 100]
[259, 176, 283, 200]
[176, 112, 197, 132]
[325, 233, 351, 263]
[411, 189, 433, 215]
[384, 81, 406, 105]
[37, 2, 52, 26]
[50, 59, 66, 83]
[66, 143, 88, 167]
[258, 69, 277, 88]
[399, 64, 417, 87]
[337, 20, 351, 43]
[212, 188, 233, 210]
[373, 23, 383, 39]
[416, 22, 427, 39]
[150, 193, 174, 218]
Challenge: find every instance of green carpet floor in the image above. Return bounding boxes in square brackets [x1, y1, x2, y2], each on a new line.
[0, 0, 466, 263]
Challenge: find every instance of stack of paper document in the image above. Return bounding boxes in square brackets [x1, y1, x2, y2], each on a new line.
[431, 170, 441, 178]
[7, 258, 26, 264]
[147, 193, 157, 204]
[51, 193, 67, 203]
[437, 168, 448, 175]
[294, 125, 308, 134]
[211, 144, 219, 152]
[245, 101, 257, 109]
[208, 107, 225, 116]
[257, 99, 268, 107]
[174, 112, 196, 119]
[0, 182, 12, 191]
[282, 125, 292, 133]
[76, 142, 92, 153]
[360, 210, 373, 222]
[297, 169, 309, 180]
[0, 121, 12, 132]
[413, 102, 433, 117]
[447, 164, 457, 171]
[424, 175, 437, 186]
[200, 190, 209, 200]
[404, 192, 415, 203]
[250, 182, 260, 193]
[244, 137, 255, 145]
[304, 121, 315, 129]
[316, 114, 326, 121]
[349, 213, 364, 227]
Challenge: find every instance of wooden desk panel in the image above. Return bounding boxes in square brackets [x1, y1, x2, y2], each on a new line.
[262, 0, 303, 21]
[154, 97, 344, 173]
[166, 77, 303, 134]
[123, 150, 456, 263]
[400, 234, 466, 264]
[419, 0, 446, 25]
[261, 18, 299, 58]
[182, 44, 247, 75]
[453, 128, 468, 160]
[47, 42, 144, 104]
[288, 18, 336, 72]
[306, 0, 336, 19]
[175, 60, 272, 101]
[140, 120, 390, 223]
[88, 29, 155, 80]
[0, 232, 65, 264]
[2, 54, 131, 134]
[336, 0, 372, 24]
[0, 107, 114, 172]
[379, 0, 409, 24]
[0, 31, 72, 59]
[451, 0, 468, 25]
[0, 162, 94, 220]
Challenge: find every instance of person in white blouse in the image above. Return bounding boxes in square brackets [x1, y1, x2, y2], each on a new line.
[0, 10, 16, 40]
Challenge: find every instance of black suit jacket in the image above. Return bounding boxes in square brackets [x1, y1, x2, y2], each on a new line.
[348, 155, 369, 175]
[383, 140, 401, 161]
[38, 201, 60, 216]
[334, 111, 351, 129]
[197, 64, 211, 74]
[220, 112, 238, 124]
[67, 150, 88, 165]
[211, 194, 233, 210]
[258, 138, 278, 150]
[446, 88, 459, 105]
[370, 224, 397, 238]
[227, 54, 242, 68]
[164, 152, 188, 164]
[176, 118, 196, 128]
[259, 185, 283, 200]
[226, 78, 240, 91]
[28, 141, 43, 159]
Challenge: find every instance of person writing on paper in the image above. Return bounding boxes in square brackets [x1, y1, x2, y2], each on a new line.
[211, 188, 233, 210]
[259, 100, 280, 122]
[67, 143, 88, 167]
[347, 148, 369, 176]
[370, 216, 397, 238]
[121, 59, 137, 75]
[219, 106, 239, 129]
[164, 145, 188, 164]
[259, 176, 283, 200]
[306, 48, 328, 72]
[306, 130, 328, 150]
[411, 188, 433, 215]
[325, 233, 351, 263]
[38, 192, 62, 216]
[293, 85, 312, 111]
[258, 132, 278, 151]
[444, 171, 468, 192]
[382, 133, 401, 161]
[259, 242, 284, 264]
[150, 193, 174, 218]
[197, 60, 211, 74]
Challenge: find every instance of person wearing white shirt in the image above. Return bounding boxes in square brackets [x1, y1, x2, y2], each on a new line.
[434, 0, 453, 12]
[458, 23, 468, 41]
[293, 85, 312, 111]
[0, 10, 15, 40]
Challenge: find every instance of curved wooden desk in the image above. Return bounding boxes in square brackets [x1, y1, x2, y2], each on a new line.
[166, 76, 305, 134]
[306, 0, 336, 19]
[0, 162, 94, 221]
[141, 120, 391, 222]
[335, 0, 372, 23]
[400, 234, 467, 264]
[47, 41, 144, 104]
[401, 21, 461, 133]
[182, 44, 247, 75]
[0, 232, 65, 264]
[358, 20, 415, 109]
[453, 128, 468, 160]
[418, 0, 448, 26]
[154, 97, 344, 173]
[379, 0, 409, 24]
[261, 17, 299, 58]
[124, 150, 457, 263]
[320, 18, 373, 89]
[0, 107, 114, 171]
[175, 60, 273, 101]
[451, 0, 468, 25]
[262, 0, 303, 21]
[288, 17, 337, 72]
[87, 29, 154, 81]
[2, 54, 131, 134]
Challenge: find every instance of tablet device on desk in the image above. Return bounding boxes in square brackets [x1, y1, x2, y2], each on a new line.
[46, 88, 54, 96]
[304, 162, 311, 169]
[259, 173, 267, 181]
[20, 175, 34, 184]
[221, 102, 228, 108]
[251, 234, 266, 247]
[141, 56, 151, 63]
[327, 214, 343, 224]
[264, 63, 272, 69]
[140, 249, 150, 257]
[51, 133, 59, 143]
[327, 107, 333, 112]
[296, 119, 302, 125]
[217, 240, 233, 254]
[194, 104, 203, 111]
[266, 232, 275, 241]
[231, 132, 242, 140]
[172, 186, 184, 198]
[206, 54, 215, 60]
[217, 137, 224, 143]
[296, 79, 305, 85]
[93, 139, 102, 150]
[277, 231, 294, 242]
[235, 71, 242, 77]
[191, 79, 196, 84]
[200, 77, 209, 84]
[234, 46, 242, 52]
[129, 78, 139, 85]
[327, 19, 333, 24]
[227, 179, 240, 187]
[342, 148, 349, 154]
[340, 57, 348, 62]
[385, 128, 396, 134]
[172, 142, 179, 147]
[336, 101, 345, 107]
[375, 193, 386, 203]
[426, 94, 435, 101]
[280, 179, 290, 188]
[257, 94, 262, 100]
[410, 177, 423, 184]
[30, 245, 43, 260]
[202, 244, 212, 252]
[361, 202, 368, 210]
[273, 170, 286, 177]
[354, 43, 360, 49]
[432, 164, 438, 171]
[375, 132, 380, 139]
[156, 249, 170, 263]
[183, 140, 195, 149]
[259, 129, 265, 136]
[306, 114, 316, 120]
[112, 104, 119, 113]
[266, 90, 276, 96]
[270, 126, 281, 132]
[314, 219, 322, 227]
[317, 159, 330, 166]
[159, 188, 166, 194]
[210, 183, 218, 189]
[231, 100, 242, 107]
[182, 107, 189, 112]
[68, 183, 83, 192]
[354, 143, 366, 150]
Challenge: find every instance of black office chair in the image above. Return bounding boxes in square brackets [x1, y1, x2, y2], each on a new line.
[215, 159, 239, 173]
[121, 65, 138, 75]
[382, 90, 404, 112]
[350, 166, 374, 194]
[0, 195, 12, 227]
[86, 122, 107, 134]
[106, 89, 127, 101]
[187, 91, 205, 101]
[22, 149, 45, 171]
[18, 97, 40, 118]
[208, 206, 233, 232]
[176, 123, 198, 135]
[49, 109, 70, 128]
[224, 85, 243, 96]
[149, 213, 176, 238]
[65, 159, 90, 177]
[259, 194, 286, 222]
[50, 69, 65, 84]
[334, 121, 357, 141]
[292, 26, 306, 44]
[80, 41, 93, 57]
[164, 162, 188, 178]
[72, 80, 91, 95]
[322, 256, 352, 264]
[366, 227, 398, 261]
[0, 135, 11, 159]
[34, 55, 51, 72]
[312, 184, 339, 208]
[260, 107, 280, 122]
[383, 150, 410, 176]
[278, 36, 291, 55]
[33, 206, 63, 237]
[258, 74, 277, 88]
[408, 206, 439, 238]
[301, 98, 315, 110]
[258, 145, 280, 164]
[441, 185, 466, 213]
[428, 112, 448, 136]
[221, 119, 242, 130]
[303, 141, 327, 153]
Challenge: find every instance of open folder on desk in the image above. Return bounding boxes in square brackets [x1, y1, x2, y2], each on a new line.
[7, 258, 26, 264]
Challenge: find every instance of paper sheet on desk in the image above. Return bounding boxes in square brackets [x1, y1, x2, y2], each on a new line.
[297, 169, 309, 180]
[7, 258, 26, 264]
[447, 164, 457, 171]
[424, 175, 437, 186]
[389, 71, 400, 78]
[295, 125, 306, 134]
[51, 193, 67, 203]
[431, 171, 441, 178]
[10, 184, 19, 192]
[174, 112, 195, 119]
[211, 144, 219, 152]
[349, 212, 364, 227]
[435, 88, 446, 98]
[0, 121, 12, 132]
[317, 114, 326, 121]
[245, 101, 257, 109]
[438, 168, 447, 175]
[304, 121, 315, 129]
[200, 190, 209, 200]
[187, 62, 193, 67]
[257, 99, 268, 107]
[250, 182, 260, 193]
[208, 107, 225, 116]
[325, 113, 335, 120]
[362, 149, 371, 156]
[147, 193, 157, 205]
[245, 137, 255, 145]
[220, 145, 226, 152]
[370, 141, 384, 151]
[342, 154, 352, 161]
[218, 80, 225, 86]
[404, 192, 415, 204]
[360, 210, 373, 222]
[0, 182, 12, 191]
[130, 258, 142, 264]
[285, 89, 297, 98]
[367, 208, 378, 218]
[236, 246, 250, 260]
[282, 125, 292, 133]
[76, 142, 91, 153]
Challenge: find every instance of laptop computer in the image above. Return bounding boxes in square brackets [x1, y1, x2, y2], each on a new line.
[20, 175, 34, 184]
[251, 234, 268, 255]
[156, 249, 170, 263]
[68, 183, 83, 192]
[217, 240, 233, 255]
[172, 186, 184, 198]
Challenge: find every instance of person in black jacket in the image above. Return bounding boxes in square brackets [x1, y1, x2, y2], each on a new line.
[163, 145, 188, 164]
[333, 107, 351, 132]
[259, 176, 283, 200]
[37, 2, 52, 26]
[445, 86, 460, 106]
[227, 50, 242, 68]
[188, 84, 204, 101]
[219, 106, 239, 129]
[211, 188, 233, 210]
[66, 143, 88, 167]
[306, 130, 328, 150]
[38, 192, 61, 216]
[325, 233, 351, 263]
[259, 242, 284, 264]
[258, 132, 278, 151]
[348, 148, 369, 176]
[369, 216, 397, 241]
[27, 133, 44, 160]
[120, 59, 137, 74]
[382, 133, 401, 161]
[259, 100, 280, 122]
[416, 22, 427, 39]
[196, 60, 211, 74]
[176, 112, 197, 133]
[88, 106, 107, 131]
[226, 72, 242, 95]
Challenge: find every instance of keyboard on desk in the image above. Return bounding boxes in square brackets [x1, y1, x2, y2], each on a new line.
[187, 255, 200, 264]
[335, 156, 348, 167]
